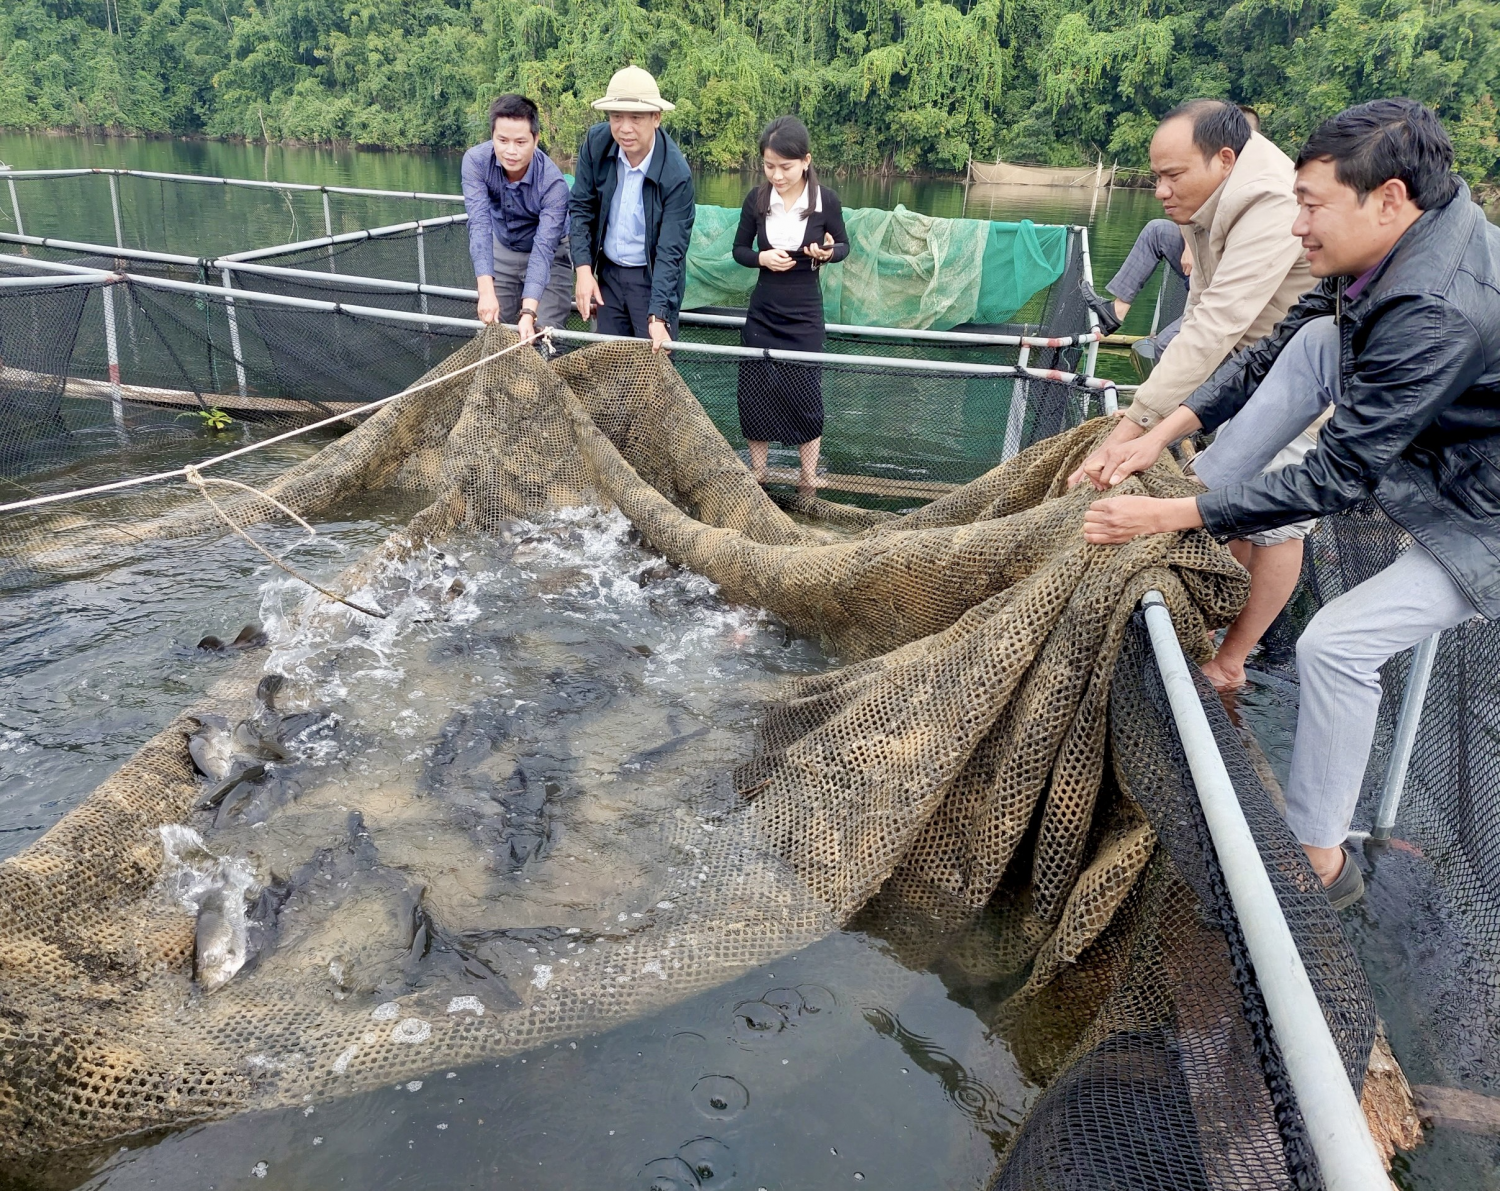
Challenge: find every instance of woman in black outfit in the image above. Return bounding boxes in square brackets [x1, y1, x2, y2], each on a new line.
[732, 116, 849, 495]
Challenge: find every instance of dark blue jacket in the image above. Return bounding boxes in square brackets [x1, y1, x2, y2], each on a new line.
[1190, 181, 1500, 618]
[568, 122, 696, 323]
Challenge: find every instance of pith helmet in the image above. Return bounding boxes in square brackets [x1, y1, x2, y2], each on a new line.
[591, 66, 675, 113]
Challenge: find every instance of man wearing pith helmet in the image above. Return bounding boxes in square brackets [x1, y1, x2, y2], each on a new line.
[569, 66, 697, 352]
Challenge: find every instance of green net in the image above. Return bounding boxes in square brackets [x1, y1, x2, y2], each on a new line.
[683, 204, 1069, 328]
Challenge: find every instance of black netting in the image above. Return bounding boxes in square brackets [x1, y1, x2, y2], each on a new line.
[1259, 503, 1500, 1083]
[246, 224, 1096, 372]
[242, 221, 475, 292]
[994, 615, 1375, 1191]
[0, 263, 1109, 510]
[1153, 267, 1189, 336]
[0, 278, 91, 478]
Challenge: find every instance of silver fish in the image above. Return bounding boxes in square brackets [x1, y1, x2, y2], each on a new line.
[187, 715, 234, 782]
[194, 883, 248, 993]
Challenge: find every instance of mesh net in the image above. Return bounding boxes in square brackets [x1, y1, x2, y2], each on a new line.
[0, 259, 1106, 572]
[231, 218, 1094, 351]
[0, 315, 1384, 1190]
[1257, 502, 1500, 1092]
[684, 205, 1070, 328]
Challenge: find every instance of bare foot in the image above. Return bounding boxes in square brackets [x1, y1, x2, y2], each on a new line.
[1303, 843, 1347, 886]
[1199, 655, 1246, 693]
[797, 484, 817, 500]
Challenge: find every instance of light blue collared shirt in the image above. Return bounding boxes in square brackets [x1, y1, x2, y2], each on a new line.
[601, 137, 656, 267]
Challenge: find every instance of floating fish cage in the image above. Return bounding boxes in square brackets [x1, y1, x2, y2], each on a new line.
[0, 167, 1496, 1191]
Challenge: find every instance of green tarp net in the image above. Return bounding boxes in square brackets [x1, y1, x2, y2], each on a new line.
[682, 203, 1069, 329]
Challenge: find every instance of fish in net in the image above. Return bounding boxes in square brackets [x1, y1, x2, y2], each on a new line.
[0, 327, 1376, 1186]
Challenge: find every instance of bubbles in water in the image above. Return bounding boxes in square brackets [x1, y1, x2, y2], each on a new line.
[677, 1137, 735, 1191]
[731, 983, 836, 1046]
[762, 987, 800, 1017]
[251, 1161, 268, 1178]
[732, 999, 788, 1042]
[371, 1002, 400, 1021]
[390, 1019, 431, 1044]
[691, 1075, 749, 1120]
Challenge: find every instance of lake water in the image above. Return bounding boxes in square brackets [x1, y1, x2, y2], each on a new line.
[0, 131, 1171, 348]
[0, 133, 1492, 1191]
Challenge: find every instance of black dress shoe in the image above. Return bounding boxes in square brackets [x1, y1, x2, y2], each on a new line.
[1081, 284, 1122, 335]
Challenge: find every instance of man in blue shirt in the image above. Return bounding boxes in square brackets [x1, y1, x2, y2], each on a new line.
[461, 94, 573, 339]
[569, 67, 696, 352]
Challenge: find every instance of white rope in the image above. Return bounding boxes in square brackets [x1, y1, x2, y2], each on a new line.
[184, 464, 387, 619]
[188, 473, 318, 538]
[0, 329, 546, 516]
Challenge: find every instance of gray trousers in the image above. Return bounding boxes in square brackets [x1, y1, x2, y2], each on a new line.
[1187, 317, 1481, 846]
[1192, 318, 1331, 546]
[1107, 218, 1188, 304]
[491, 238, 574, 329]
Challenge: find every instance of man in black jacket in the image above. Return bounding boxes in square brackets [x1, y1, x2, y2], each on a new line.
[569, 66, 697, 352]
[1079, 99, 1498, 907]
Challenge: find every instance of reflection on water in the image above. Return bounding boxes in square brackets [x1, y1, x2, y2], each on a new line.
[62, 936, 1027, 1191]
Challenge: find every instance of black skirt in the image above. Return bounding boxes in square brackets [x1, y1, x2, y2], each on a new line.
[737, 267, 825, 445]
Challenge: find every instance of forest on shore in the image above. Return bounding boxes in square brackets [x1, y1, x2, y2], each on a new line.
[3, 0, 1499, 182]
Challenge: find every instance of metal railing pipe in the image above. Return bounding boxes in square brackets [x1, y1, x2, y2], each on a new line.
[678, 310, 1101, 350]
[12, 264, 1114, 404]
[1372, 631, 1442, 842]
[213, 258, 475, 300]
[82, 269, 1119, 392]
[0, 167, 98, 179]
[0, 230, 201, 266]
[219, 214, 467, 262]
[1139, 590, 1387, 1191]
[0, 273, 110, 290]
[0, 167, 468, 204]
[5, 176, 20, 236]
[1078, 226, 1101, 378]
[0, 256, 113, 278]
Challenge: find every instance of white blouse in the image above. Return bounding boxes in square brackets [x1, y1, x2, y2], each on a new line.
[764, 184, 821, 252]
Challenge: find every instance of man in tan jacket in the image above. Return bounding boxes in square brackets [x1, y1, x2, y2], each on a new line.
[1074, 99, 1317, 691]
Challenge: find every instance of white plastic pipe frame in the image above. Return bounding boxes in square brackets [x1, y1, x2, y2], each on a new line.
[1139, 590, 1389, 1191]
[0, 229, 1099, 351]
[1371, 631, 1442, 843]
[0, 176, 1099, 351]
[0, 254, 1119, 402]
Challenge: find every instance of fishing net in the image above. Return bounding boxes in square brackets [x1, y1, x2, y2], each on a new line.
[684, 205, 1070, 329]
[0, 323, 1380, 1190]
[1256, 502, 1500, 1094]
